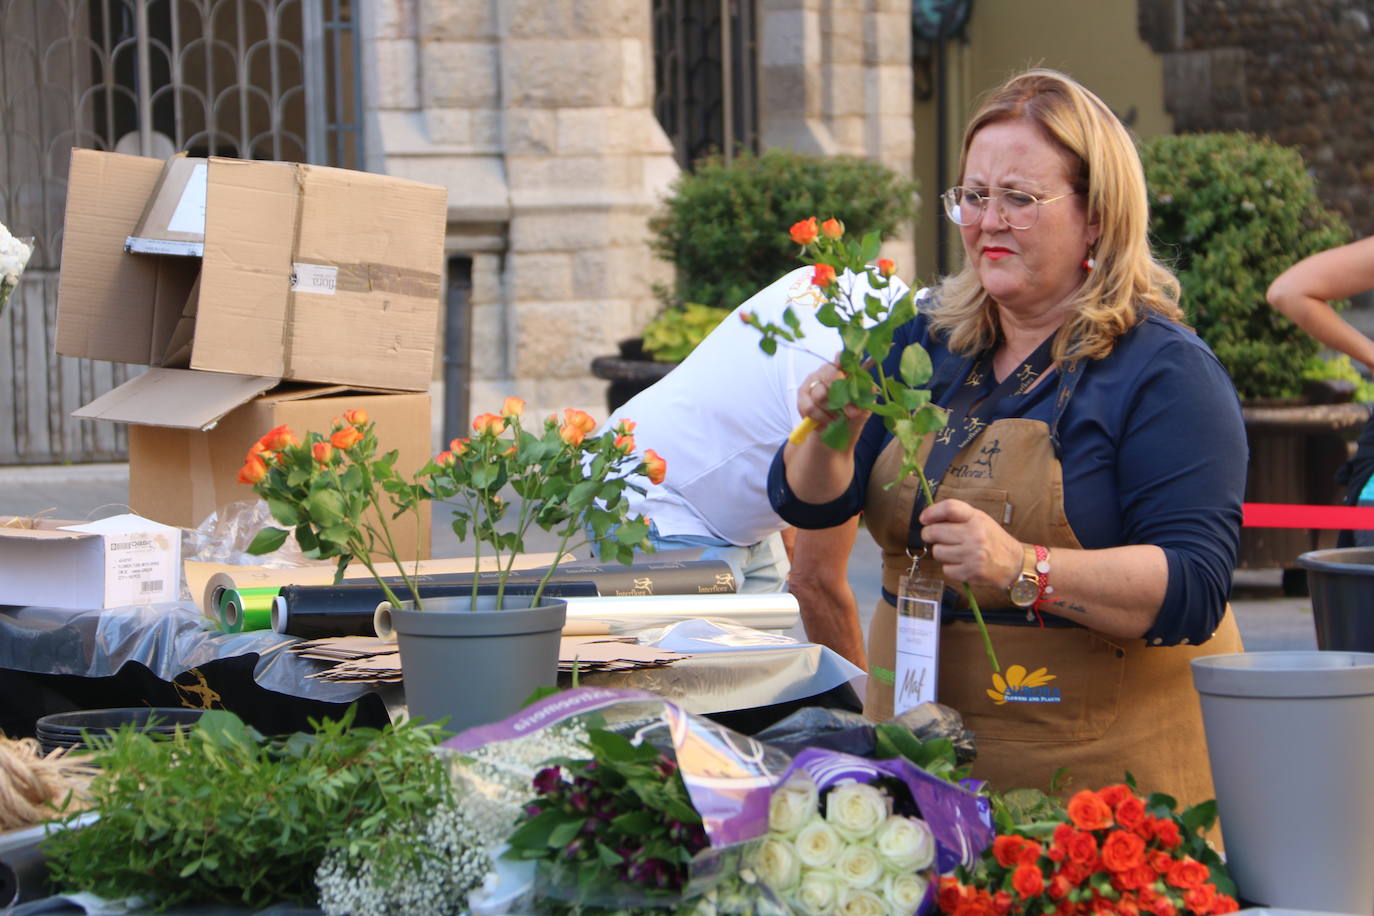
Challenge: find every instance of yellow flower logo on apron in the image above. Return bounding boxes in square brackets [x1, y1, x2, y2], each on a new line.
[986, 664, 1061, 706]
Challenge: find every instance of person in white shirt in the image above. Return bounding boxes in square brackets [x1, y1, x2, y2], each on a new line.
[600, 266, 908, 667]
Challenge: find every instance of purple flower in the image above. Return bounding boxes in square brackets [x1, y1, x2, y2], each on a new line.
[569, 790, 591, 813]
[532, 766, 562, 795]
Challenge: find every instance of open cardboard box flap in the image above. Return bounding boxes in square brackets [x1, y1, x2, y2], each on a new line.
[71, 367, 279, 431]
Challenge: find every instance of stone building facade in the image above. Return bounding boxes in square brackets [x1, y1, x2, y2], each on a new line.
[1144, 0, 1374, 237]
[360, 0, 915, 424]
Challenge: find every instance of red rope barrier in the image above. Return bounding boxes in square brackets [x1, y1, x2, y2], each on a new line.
[1242, 502, 1374, 530]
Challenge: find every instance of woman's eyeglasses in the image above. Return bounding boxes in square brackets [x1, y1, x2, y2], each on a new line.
[941, 186, 1077, 231]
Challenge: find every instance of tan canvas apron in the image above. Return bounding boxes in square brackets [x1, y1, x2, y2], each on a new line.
[862, 413, 1242, 811]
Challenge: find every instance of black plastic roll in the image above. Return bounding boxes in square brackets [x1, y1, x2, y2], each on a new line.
[272, 580, 601, 639]
[346, 557, 739, 598]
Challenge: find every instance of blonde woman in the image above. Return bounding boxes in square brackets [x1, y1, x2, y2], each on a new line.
[770, 69, 1246, 808]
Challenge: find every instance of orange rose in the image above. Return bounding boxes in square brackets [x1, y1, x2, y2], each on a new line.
[616, 418, 636, 434]
[237, 453, 267, 484]
[330, 426, 362, 450]
[1126, 864, 1157, 892]
[614, 433, 635, 454]
[472, 412, 506, 435]
[501, 397, 525, 418]
[1097, 784, 1133, 809]
[1011, 864, 1044, 899]
[435, 450, 455, 467]
[820, 217, 844, 239]
[1165, 857, 1209, 891]
[1148, 850, 1174, 875]
[559, 424, 586, 447]
[938, 877, 969, 913]
[1048, 874, 1074, 901]
[1184, 884, 1218, 915]
[1100, 829, 1146, 873]
[563, 408, 597, 434]
[259, 424, 297, 452]
[990, 891, 1013, 916]
[1114, 796, 1147, 834]
[342, 408, 368, 427]
[812, 263, 837, 288]
[1065, 829, 1098, 867]
[876, 257, 896, 277]
[642, 448, 667, 485]
[1067, 790, 1114, 831]
[1150, 818, 1181, 849]
[312, 441, 334, 465]
[789, 216, 819, 246]
[1145, 895, 1176, 916]
[1212, 894, 1239, 915]
[1062, 862, 1093, 887]
[449, 437, 469, 455]
[993, 835, 1027, 868]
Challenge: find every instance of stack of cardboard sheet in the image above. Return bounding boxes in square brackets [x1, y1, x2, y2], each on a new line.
[289, 634, 688, 684]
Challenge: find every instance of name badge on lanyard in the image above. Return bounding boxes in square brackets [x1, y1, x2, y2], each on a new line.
[894, 571, 942, 714]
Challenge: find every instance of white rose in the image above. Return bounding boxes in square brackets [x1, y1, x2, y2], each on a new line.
[874, 814, 935, 873]
[838, 887, 889, 916]
[754, 836, 802, 893]
[883, 870, 930, 915]
[769, 771, 819, 836]
[834, 842, 885, 890]
[794, 816, 843, 868]
[793, 868, 843, 916]
[825, 780, 890, 842]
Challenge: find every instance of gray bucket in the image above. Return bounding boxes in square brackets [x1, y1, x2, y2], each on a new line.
[1298, 547, 1374, 652]
[1191, 651, 1374, 913]
[389, 595, 566, 735]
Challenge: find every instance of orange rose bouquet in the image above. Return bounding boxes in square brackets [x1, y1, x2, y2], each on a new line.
[239, 400, 664, 610]
[938, 785, 1239, 916]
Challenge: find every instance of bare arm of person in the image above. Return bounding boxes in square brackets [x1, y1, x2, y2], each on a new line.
[1267, 235, 1374, 373]
[787, 516, 867, 667]
[918, 498, 1168, 640]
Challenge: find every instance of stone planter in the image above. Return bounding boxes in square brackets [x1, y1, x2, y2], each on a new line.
[589, 337, 676, 414]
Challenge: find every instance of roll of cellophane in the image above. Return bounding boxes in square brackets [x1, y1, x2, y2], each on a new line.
[217, 586, 282, 634]
[271, 580, 601, 639]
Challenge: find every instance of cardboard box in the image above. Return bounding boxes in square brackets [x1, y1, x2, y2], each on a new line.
[0, 514, 182, 609]
[55, 149, 447, 392]
[68, 370, 434, 561]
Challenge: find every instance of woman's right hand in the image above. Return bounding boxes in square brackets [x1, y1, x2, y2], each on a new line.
[797, 364, 872, 431]
[784, 365, 872, 505]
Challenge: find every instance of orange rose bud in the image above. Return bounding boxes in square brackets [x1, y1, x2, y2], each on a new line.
[330, 426, 363, 450]
[472, 413, 506, 435]
[449, 437, 469, 455]
[435, 450, 455, 467]
[237, 453, 268, 485]
[342, 408, 368, 427]
[501, 396, 526, 418]
[876, 257, 896, 277]
[616, 419, 637, 435]
[789, 216, 819, 246]
[812, 263, 837, 288]
[614, 433, 635, 454]
[739, 310, 752, 324]
[559, 424, 586, 447]
[643, 448, 667, 485]
[312, 441, 334, 465]
[820, 217, 843, 239]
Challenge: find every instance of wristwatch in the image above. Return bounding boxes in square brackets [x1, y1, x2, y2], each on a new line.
[1008, 545, 1040, 608]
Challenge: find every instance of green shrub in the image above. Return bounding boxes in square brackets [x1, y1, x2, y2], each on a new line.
[1141, 132, 1350, 400]
[640, 302, 731, 363]
[643, 149, 918, 359]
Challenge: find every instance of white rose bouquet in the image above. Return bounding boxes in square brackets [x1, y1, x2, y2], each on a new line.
[0, 220, 34, 319]
[754, 769, 937, 916]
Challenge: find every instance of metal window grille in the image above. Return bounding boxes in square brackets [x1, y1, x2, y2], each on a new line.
[652, 0, 759, 169]
[0, 0, 362, 464]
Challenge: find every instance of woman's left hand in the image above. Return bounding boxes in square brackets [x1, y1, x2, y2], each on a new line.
[917, 498, 1023, 589]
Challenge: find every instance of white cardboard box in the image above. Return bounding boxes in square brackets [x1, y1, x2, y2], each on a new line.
[0, 514, 182, 609]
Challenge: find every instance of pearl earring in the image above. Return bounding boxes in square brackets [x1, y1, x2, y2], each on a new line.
[1082, 256, 1096, 271]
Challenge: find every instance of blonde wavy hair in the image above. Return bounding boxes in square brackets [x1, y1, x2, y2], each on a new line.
[928, 68, 1183, 362]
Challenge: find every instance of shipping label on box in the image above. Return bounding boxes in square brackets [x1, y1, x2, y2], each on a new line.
[0, 514, 181, 610]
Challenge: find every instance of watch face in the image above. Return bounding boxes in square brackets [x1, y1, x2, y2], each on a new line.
[1009, 577, 1039, 607]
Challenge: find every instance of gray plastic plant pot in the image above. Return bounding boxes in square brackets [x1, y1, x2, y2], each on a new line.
[389, 595, 566, 737]
[1298, 547, 1374, 652]
[1192, 651, 1374, 913]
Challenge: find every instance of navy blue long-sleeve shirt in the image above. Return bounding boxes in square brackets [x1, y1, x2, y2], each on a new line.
[769, 311, 1248, 646]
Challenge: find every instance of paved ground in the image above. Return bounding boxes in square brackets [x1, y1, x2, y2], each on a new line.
[0, 462, 1320, 652]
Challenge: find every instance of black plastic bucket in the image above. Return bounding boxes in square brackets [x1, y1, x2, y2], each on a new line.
[1297, 547, 1374, 652]
[35, 708, 205, 756]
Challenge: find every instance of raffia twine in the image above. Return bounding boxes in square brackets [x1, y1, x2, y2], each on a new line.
[0, 734, 95, 831]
